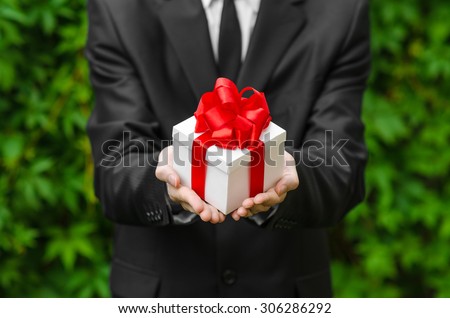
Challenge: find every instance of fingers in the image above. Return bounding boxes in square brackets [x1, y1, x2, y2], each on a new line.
[168, 185, 226, 224]
[275, 151, 299, 195]
[155, 146, 180, 188]
[198, 204, 226, 224]
[156, 146, 227, 224]
[199, 204, 224, 224]
[275, 171, 299, 196]
[167, 185, 204, 213]
[254, 188, 283, 206]
[230, 207, 250, 221]
[217, 211, 226, 223]
[230, 210, 240, 221]
[242, 198, 254, 209]
[232, 190, 279, 220]
[157, 169, 179, 188]
[231, 204, 270, 220]
[232, 151, 300, 221]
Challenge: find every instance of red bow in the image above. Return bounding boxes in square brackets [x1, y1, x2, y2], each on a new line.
[194, 77, 271, 149]
[191, 78, 271, 201]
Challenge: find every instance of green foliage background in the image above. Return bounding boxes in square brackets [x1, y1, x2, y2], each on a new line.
[0, 0, 449, 297]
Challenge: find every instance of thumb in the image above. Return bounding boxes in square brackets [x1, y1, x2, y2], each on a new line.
[155, 163, 180, 188]
[155, 150, 180, 188]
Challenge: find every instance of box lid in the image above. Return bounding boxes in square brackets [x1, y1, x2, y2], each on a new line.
[172, 116, 285, 174]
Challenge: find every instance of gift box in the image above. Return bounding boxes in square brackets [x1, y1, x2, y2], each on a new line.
[172, 78, 286, 214]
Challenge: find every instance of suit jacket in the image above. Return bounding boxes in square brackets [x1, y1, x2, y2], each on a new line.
[86, 0, 370, 297]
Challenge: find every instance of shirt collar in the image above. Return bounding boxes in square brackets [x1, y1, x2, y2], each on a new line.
[202, 0, 261, 13]
[201, 0, 214, 9]
[244, 0, 261, 13]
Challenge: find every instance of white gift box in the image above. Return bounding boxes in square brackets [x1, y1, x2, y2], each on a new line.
[172, 116, 286, 214]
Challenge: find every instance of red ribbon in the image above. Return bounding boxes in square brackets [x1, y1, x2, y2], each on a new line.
[191, 78, 271, 200]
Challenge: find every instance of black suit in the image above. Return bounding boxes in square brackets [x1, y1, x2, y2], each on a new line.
[86, 0, 370, 297]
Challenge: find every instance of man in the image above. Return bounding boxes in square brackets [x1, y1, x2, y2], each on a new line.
[86, 0, 370, 297]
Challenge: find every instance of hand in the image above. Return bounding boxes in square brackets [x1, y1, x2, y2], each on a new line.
[155, 146, 226, 224]
[230, 151, 299, 221]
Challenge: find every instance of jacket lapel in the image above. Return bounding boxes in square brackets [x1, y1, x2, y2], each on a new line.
[237, 0, 307, 91]
[157, 0, 218, 99]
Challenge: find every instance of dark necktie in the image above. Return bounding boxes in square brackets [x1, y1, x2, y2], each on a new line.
[218, 0, 242, 81]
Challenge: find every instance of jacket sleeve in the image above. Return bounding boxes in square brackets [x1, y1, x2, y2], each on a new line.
[266, 0, 371, 230]
[85, 0, 188, 226]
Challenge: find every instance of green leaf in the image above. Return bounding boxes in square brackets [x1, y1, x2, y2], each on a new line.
[30, 158, 54, 174]
[1, 135, 24, 166]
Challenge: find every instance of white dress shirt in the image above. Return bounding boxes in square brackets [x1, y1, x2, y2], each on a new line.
[201, 0, 261, 62]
